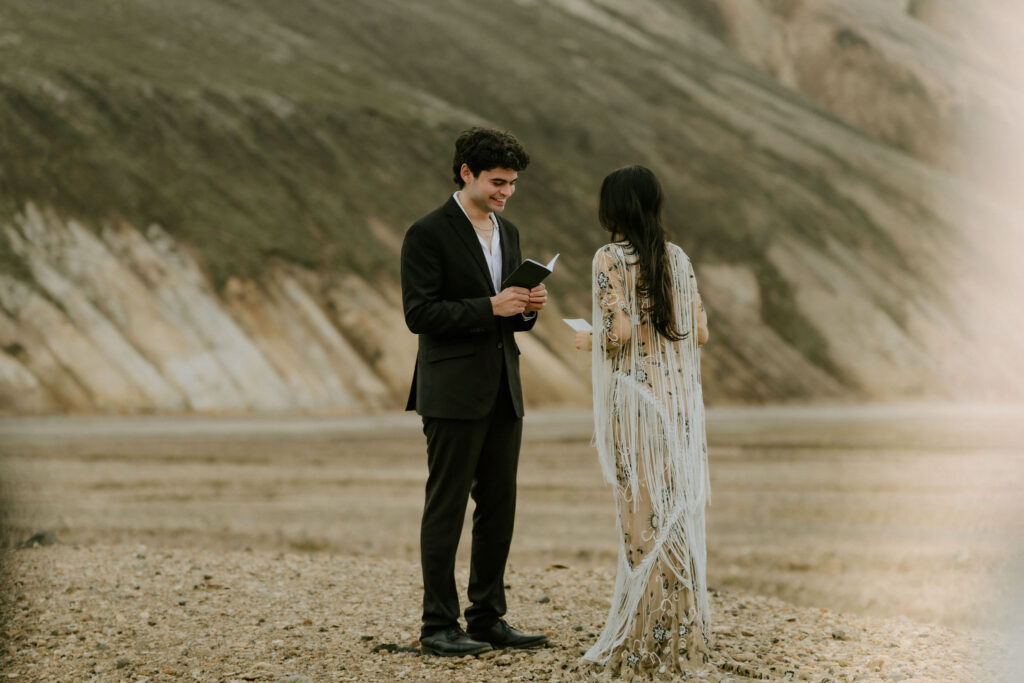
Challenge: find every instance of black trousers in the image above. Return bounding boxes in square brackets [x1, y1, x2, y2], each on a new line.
[419, 372, 522, 637]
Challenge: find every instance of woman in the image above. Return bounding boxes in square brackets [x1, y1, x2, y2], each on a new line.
[575, 165, 711, 678]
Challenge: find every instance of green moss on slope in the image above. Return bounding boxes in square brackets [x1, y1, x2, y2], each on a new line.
[0, 0, 960, 398]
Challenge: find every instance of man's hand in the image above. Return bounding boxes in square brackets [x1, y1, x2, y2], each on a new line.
[524, 284, 547, 313]
[574, 330, 592, 351]
[491, 286, 531, 317]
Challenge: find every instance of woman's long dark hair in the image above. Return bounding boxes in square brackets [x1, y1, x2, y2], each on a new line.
[598, 165, 686, 341]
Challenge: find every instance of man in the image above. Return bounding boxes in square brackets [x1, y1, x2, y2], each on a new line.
[401, 128, 549, 656]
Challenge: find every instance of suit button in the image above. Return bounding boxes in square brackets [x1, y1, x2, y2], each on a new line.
[497, 342, 504, 349]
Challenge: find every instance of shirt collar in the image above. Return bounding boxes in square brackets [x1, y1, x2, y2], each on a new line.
[452, 191, 499, 231]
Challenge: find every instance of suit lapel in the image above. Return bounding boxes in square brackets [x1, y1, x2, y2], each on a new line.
[498, 217, 515, 289]
[444, 196, 496, 295]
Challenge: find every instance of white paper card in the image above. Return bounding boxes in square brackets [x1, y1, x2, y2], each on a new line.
[562, 318, 592, 332]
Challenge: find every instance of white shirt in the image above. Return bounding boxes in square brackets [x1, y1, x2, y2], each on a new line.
[453, 191, 502, 293]
[452, 192, 536, 321]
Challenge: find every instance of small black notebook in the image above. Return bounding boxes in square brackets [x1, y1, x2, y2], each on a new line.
[502, 254, 559, 289]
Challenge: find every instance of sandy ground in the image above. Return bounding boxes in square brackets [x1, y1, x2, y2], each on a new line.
[1, 404, 1023, 681]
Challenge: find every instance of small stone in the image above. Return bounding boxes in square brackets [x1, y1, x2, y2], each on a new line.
[538, 596, 551, 604]
[273, 677, 314, 683]
[832, 630, 847, 640]
[20, 530, 59, 548]
[116, 657, 131, 669]
[371, 642, 419, 654]
[573, 625, 583, 631]
[360, 634, 374, 641]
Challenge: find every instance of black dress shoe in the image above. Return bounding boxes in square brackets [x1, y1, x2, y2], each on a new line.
[468, 620, 548, 649]
[420, 626, 493, 657]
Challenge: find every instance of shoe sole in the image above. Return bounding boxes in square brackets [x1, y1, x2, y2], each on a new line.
[468, 638, 549, 650]
[420, 644, 493, 657]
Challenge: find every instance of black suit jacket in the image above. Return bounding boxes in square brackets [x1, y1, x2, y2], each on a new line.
[401, 196, 537, 419]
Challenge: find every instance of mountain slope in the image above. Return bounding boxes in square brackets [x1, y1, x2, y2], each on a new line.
[1, 0, 1022, 413]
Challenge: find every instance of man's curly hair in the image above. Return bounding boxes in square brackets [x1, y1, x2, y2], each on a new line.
[452, 128, 530, 187]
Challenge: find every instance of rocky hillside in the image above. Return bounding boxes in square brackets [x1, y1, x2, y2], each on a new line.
[1, 0, 1022, 413]
[0, 204, 584, 413]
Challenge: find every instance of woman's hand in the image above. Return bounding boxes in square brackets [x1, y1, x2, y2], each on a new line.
[574, 330, 593, 351]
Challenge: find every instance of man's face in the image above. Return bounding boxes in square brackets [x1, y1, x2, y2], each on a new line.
[460, 165, 518, 214]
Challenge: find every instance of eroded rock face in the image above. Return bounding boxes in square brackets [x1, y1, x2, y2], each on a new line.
[660, 0, 1024, 183]
[0, 205, 592, 413]
[0, 206, 385, 413]
[1, 194, 1020, 414]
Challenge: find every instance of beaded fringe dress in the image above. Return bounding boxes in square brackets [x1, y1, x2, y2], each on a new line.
[583, 242, 712, 677]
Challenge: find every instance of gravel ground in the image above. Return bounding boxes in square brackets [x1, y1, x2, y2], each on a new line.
[0, 544, 1008, 682]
